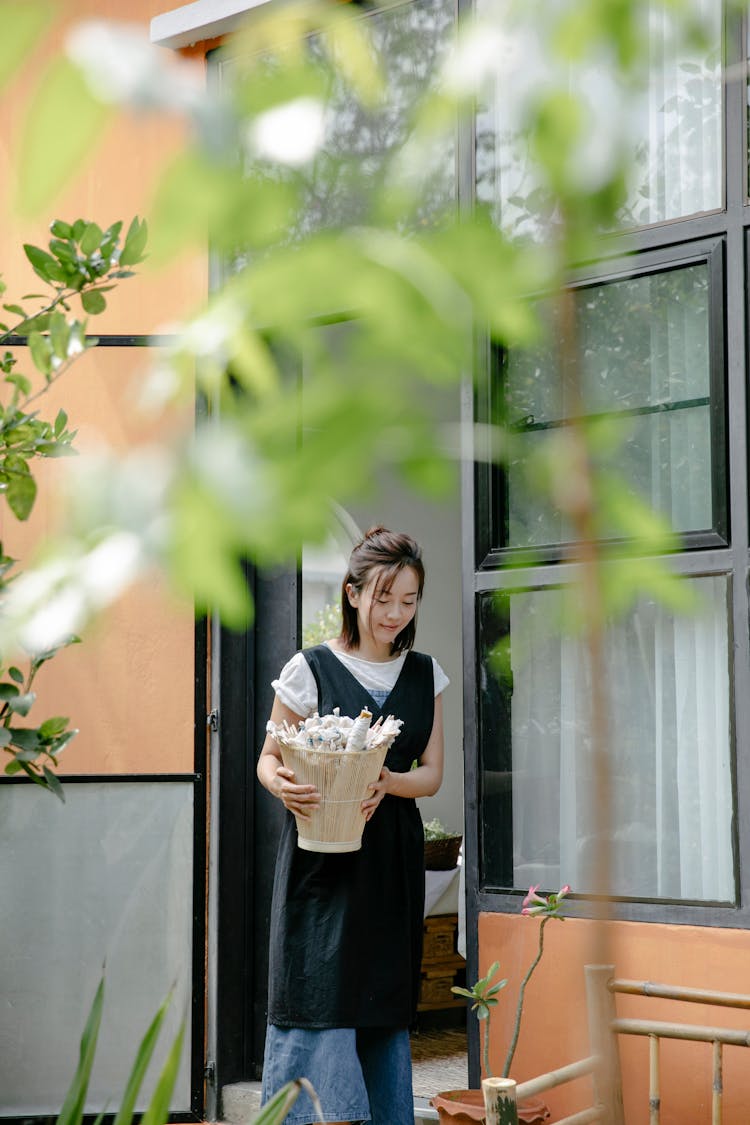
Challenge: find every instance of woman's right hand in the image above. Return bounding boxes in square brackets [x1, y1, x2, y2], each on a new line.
[273, 765, 321, 819]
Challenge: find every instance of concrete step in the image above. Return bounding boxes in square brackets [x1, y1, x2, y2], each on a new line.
[220, 1084, 438, 1123]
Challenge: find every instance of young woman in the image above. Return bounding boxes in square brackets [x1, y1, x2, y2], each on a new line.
[257, 526, 448, 1125]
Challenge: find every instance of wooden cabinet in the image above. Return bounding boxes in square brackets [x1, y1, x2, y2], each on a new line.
[417, 913, 466, 1012]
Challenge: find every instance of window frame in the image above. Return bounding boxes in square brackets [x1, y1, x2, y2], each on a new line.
[465, 0, 750, 930]
[476, 237, 729, 570]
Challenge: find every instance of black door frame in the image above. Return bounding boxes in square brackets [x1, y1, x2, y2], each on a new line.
[212, 564, 301, 1100]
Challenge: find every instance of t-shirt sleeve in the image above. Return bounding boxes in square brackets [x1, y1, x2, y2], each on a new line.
[271, 652, 318, 716]
[432, 657, 450, 697]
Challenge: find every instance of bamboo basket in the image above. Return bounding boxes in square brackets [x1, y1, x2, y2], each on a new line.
[280, 742, 390, 853]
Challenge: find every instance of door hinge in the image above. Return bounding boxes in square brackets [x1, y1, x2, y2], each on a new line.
[204, 1059, 216, 1085]
[207, 708, 219, 732]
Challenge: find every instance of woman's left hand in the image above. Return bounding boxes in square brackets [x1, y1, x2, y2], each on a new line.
[362, 767, 392, 821]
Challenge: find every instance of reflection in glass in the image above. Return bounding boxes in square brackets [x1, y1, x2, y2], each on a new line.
[0, 782, 193, 1115]
[503, 262, 713, 546]
[477, 0, 722, 237]
[478, 578, 733, 901]
[225, 0, 456, 245]
[302, 506, 361, 646]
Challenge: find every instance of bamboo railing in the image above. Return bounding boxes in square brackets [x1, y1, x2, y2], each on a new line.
[501, 966, 750, 1125]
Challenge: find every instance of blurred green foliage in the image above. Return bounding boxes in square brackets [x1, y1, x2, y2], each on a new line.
[0, 216, 146, 794]
[0, 0, 723, 648]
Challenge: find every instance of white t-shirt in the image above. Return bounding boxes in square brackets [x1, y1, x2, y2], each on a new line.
[272, 642, 450, 717]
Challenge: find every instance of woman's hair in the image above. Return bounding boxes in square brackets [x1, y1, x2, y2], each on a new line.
[339, 526, 425, 654]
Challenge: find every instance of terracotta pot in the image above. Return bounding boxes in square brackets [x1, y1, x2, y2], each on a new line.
[430, 1088, 551, 1125]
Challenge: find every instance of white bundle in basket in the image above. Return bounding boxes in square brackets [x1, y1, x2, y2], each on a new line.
[267, 708, 403, 853]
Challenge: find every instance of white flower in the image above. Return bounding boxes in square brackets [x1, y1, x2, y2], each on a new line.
[247, 97, 326, 167]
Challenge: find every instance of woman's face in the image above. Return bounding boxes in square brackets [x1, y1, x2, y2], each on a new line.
[347, 565, 420, 651]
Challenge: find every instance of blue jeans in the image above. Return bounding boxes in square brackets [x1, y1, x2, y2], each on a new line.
[261, 1024, 414, 1125]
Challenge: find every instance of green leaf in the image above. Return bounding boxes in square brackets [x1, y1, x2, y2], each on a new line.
[50, 220, 73, 239]
[0, 726, 12, 747]
[13, 747, 41, 762]
[79, 222, 103, 256]
[3, 303, 26, 316]
[16, 57, 112, 217]
[49, 311, 70, 359]
[138, 1019, 185, 1125]
[81, 289, 106, 315]
[119, 217, 148, 266]
[0, 683, 20, 700]
[8, 691, 36, 715]
[28, 330, 52, 376]
[5, 372, 32, 396]
[42, 764, 65, 802]
[4, 757, 23, 774]
[8, 727, 39, 752]
[251, 1080, 305, 1125]
[7, 667, 22, 684]
[40, 716, 69, 739]
[113, 994, 174, 1125]
[49, 729, 78, 756]
[23, 243, 66, 285]
[54, 408, 68, 436]
[0, 3, 52, 94]
[56, 977, 105, 1125]
[6, 468, 37, 520]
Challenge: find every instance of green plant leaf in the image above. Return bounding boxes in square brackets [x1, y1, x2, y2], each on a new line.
[0, 726, 12, 747]
[0, 3, 52, 93]
[50, 219, 73, 239]
[7, 667, 22, 683]
[16, 57, 112, 217]
[8, 728, 39, 751]
[28, 330, 52, 376]
[119, 217, 148, 266]
[112, 992, 173, 1125]
[81, 289, 106, 315]
[0, 683, 20, 700]
[39, 716, 69, 739]
[6, 468, 37, 520]
[56, 976, 105, 1125]
[251, 1080, 305, 1125]
[23, 243, 66, 284]
[79, 222, 102, 256]
[138, 1018, 185, 1125]
[8, 691, 36, 715]
[42, 764, 65, 801]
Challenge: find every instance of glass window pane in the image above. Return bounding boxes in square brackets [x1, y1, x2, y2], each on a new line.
[0, 782, 193, 1115]
[222, 0, 455, 243]
[477, 0, 722, 236]
[502, 261, 715, 547]
[478, 577, 734, 902]
[302, 507, 361, 646]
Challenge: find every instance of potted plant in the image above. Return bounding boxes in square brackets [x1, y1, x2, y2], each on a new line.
[430, 884, 571, 1125]
[423, 817, 463, 870]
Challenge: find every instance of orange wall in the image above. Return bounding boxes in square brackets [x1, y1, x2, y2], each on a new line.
[0, 1, 205, 775]
[478, 912, 750, 1125]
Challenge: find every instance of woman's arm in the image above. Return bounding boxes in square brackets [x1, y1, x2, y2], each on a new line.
[361, 693, 445, 820]
[257, 695, 321, 819]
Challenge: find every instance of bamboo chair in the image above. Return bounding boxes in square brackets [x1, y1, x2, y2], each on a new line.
[511, 964, 750, 1125]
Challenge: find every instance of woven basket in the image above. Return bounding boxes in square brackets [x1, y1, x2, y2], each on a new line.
[424, 834, 462, 871]
[280, 742, 389, 853]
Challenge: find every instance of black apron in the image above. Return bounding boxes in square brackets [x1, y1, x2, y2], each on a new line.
[267, 644, 434, 1029]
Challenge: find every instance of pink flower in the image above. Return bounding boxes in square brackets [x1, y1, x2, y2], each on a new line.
[521, 883, 573, 918]
[522, 885, 547, 909]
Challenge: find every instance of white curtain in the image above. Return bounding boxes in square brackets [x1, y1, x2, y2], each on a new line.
[508, 576, 733, 901]
[476, 0, 722, 236]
